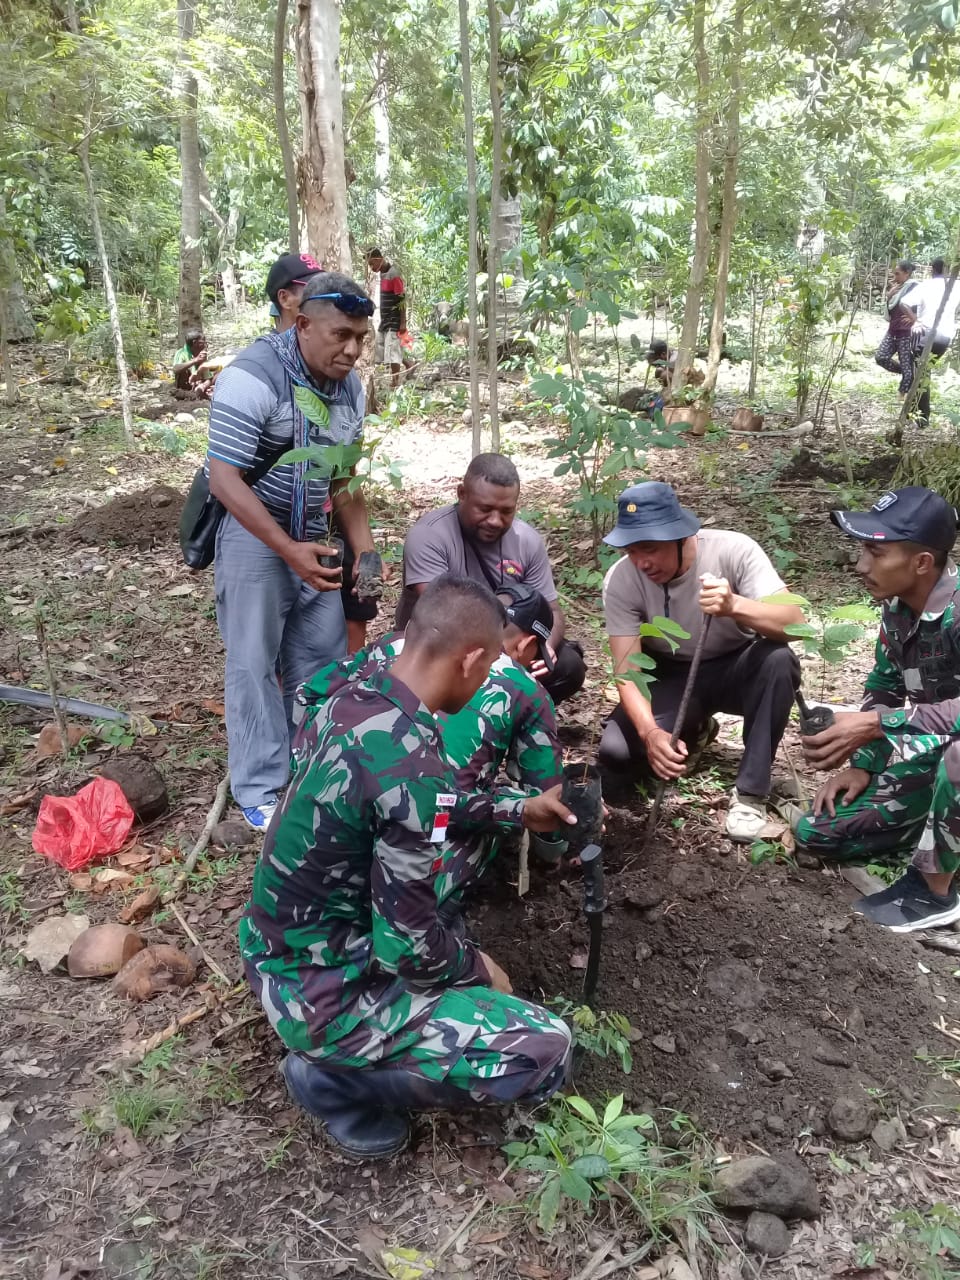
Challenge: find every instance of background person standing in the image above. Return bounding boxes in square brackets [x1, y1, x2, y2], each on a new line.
[366, 247, 407, 387]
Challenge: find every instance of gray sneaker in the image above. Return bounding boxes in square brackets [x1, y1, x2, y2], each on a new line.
[855, 867, 960, 933]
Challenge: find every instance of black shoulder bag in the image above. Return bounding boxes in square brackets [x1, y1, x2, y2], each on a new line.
[179, 447, 288, 570]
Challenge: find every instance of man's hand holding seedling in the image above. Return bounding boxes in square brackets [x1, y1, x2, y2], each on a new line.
[802, 710, 883, 771]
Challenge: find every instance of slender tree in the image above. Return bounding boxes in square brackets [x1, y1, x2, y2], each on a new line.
[458, 0, 481, 454]
[296, 0, 350, 269]
[177, 0, 203, 334]
[274, 0, 299, 252]
[64, 0, 134, 447]
[486, 0, 502, 450]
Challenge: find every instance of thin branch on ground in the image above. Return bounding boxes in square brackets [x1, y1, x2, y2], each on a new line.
[162, 771, 230, 902]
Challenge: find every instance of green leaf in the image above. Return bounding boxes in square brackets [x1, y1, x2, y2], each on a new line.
[565, 1095, 598, 1124]
[784, 622, 818, 639]
[537, 1175, 562, 1233]
[294, 385, 331, 428]
[648, 615, 691, 640]
[602, 1094, 624, 1126]
[762, 590, 809, 607]
[558, 1167, 594, 1203]
[570, 305, 589, 333]
[608, 1113, 654, 1131]
[822, 622, 863, 648]
[830, 604, 876, 622]
[571, 1153, 611, 1180]
[625, 649, 657, 670]
[518, 1154, 554, 1172]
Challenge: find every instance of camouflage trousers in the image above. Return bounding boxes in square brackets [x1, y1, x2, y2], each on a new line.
[300, 980, 572, 1105]
[795, 738, 960, 876]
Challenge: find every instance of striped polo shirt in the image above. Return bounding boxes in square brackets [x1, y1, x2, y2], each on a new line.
[205, 336, 365, 535]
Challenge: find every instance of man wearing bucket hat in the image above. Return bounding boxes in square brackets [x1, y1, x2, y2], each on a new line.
[797, 486, 960, 932]
[599, 481, 804, 840]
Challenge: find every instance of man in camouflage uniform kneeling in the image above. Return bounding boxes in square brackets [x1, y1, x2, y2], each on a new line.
[797, 487, 960, 933]
[293, 581, 566, 928]
[240, 576, 575, 1159]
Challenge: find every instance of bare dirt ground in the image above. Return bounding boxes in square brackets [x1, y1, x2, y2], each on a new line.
[1, 335, 959, 1280]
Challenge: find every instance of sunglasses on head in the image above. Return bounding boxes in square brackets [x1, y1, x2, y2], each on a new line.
[301, 292, 375, 318]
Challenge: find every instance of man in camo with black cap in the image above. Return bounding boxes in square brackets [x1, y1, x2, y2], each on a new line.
[798, 486, 960, 932]
[599, 481, 804, 840]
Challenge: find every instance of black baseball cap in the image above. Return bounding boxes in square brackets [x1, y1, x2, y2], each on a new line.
[831, 487, 958, 552]
[266, 252, 322, 303]
[498, 584, 556, 672]
[603, 481, 701, 548]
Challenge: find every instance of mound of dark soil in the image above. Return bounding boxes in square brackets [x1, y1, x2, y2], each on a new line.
[472, 803, 957, 1141]
[780, 448, 899, 486]
[70, 484, 183, 550]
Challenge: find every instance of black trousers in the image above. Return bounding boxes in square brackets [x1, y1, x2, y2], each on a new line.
[598, 639, 800, 796]
[916, 339, 951, 427]
[540, 639, 586, 706]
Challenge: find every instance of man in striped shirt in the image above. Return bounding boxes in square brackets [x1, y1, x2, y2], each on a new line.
[206, 269, 377, 830]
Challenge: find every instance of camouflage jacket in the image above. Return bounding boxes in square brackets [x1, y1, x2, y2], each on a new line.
[854, 562, 960, 771]
[240, 665, 528, 1055]
[293, 633, 561, 795]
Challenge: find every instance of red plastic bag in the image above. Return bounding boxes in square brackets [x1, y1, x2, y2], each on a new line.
[32, 777, 136, 871]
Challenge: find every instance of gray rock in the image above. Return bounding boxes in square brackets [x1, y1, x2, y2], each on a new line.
[827, 1093, 876, 1142]
[174, 412, 196, 425]
[728, 1021, 765, 1047]
[847, 1006, 867, 1038]
[745, 1211, 791, 1258]
[635, 942, 652, 963]
[652, 1033, 676, 1055]
[871, 1115, 907, 1152]
[759, 1058, 793, 1081]
[211, 819, 258, 851]
[813, 1041, 851, 1068]
[713, 1155, 820, 1219]
[766, 1114, 786, 1136]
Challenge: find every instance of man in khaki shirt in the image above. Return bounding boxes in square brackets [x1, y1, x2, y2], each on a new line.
[600, 482, 803, 840]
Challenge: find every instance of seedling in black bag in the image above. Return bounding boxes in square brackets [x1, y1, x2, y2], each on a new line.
[763, 591, 875, 731]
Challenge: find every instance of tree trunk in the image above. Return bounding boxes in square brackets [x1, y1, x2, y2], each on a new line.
[458, 0, 481, 455]
[673, 0, 710, 398]
[0, 190, 29, 401]
[64, 0, 133, 446]
[296, 0, 350, 271]
[702, 0, 743, 396]
[177, 1, 203, 335]
[486, 0, 502, 451]
[373, 46, 391, 242]
[274, 0, 299, 252]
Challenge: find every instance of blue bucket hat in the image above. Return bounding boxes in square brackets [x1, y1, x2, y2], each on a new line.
[603, 482, 701, 548]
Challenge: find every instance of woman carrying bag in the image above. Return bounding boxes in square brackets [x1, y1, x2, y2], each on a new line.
[874, 260, 919, 398]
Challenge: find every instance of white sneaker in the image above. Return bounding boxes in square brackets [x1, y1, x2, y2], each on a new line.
[725, 789, 768, 842]
[242, 802, 278, 832]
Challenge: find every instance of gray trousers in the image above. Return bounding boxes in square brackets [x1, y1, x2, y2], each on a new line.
[215, 514, 346, 808]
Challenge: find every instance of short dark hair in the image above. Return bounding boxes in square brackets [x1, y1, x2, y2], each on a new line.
[298, 270, 370, 315]
[902, 539, 949, 570]
[366, 247, 384, 260]
[463, 453, 520, 490]
[931, 258, 946, 276]
[406, 574, 505, 654]
[184, 328, 204, 344]
[897, 260, 916, 274]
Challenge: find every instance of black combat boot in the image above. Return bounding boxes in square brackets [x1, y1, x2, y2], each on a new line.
[282, 1055, 410, 1160]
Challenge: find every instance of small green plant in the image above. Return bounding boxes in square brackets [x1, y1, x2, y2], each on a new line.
[107, 1081, 188, 1138]
[95, 719, 136, 749]
[892, 1203, 960, 1278]
[749, 839, 785, 866]
[530, 369, 685, 561]
[552, 1001, 635, 1074]
[765, 591, 875, 702]
[504, 1093, 714, 1239]
[0, 871, 26, 922]
[260, 1128, 297, 1169]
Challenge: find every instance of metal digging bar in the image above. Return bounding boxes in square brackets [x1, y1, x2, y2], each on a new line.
[578, 843, 606, 1009]
[642, 614, 712, 850]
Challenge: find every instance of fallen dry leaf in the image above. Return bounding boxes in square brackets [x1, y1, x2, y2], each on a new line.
[758, 819, 787, 840]
[92, 868, 135, 893]
[22, 914, 90, 973]
[201, 698, 226, 717]
[36, 722, 90, 758]
[68, 873, 93, 892]
[0, 787, 39, 816]
[116, 845, 153, 868]
[119, 885, 160, 924]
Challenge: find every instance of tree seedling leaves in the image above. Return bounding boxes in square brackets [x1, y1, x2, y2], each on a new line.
[784, 622, 818, 639]
[570, 305, 589, 333]
[762, 590, 810, 608]
[293, 385, 330, 428]
[822, 622, 863, 648]
[831, 603, 876, 622]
